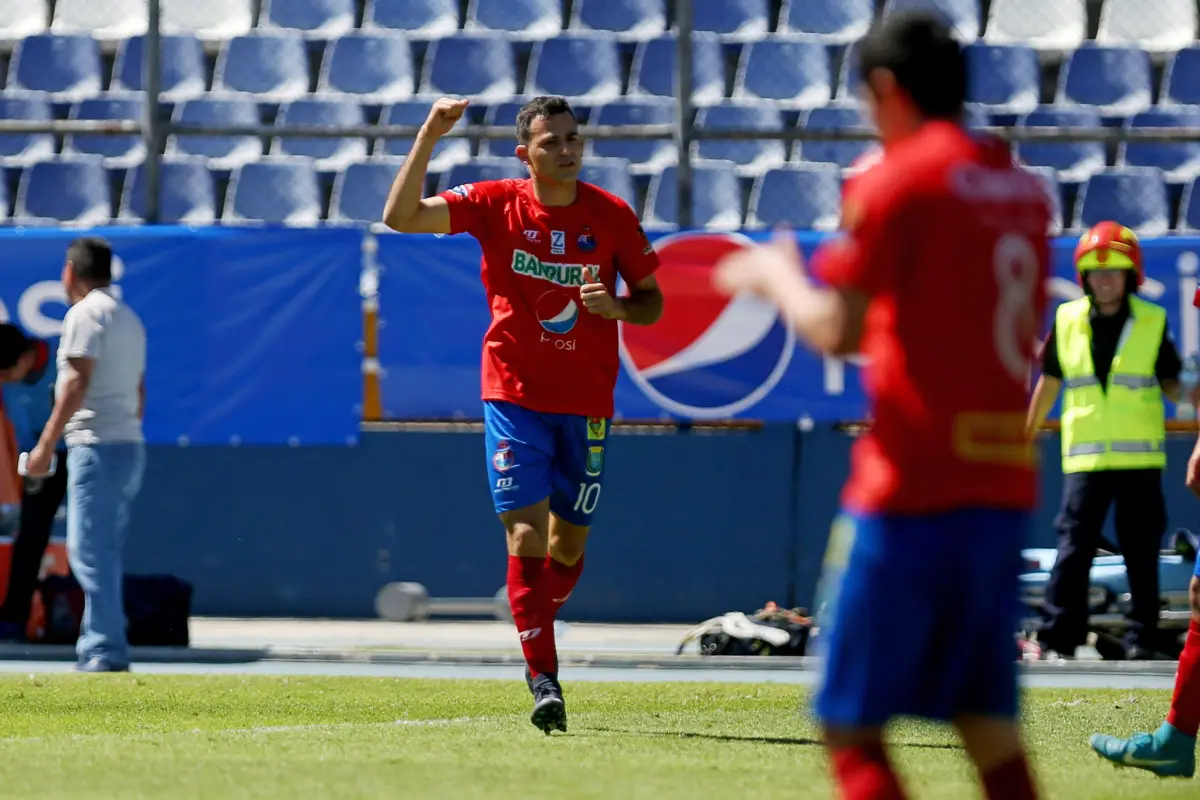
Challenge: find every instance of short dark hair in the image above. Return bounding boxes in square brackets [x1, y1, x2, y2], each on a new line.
[66, 236, 113, 285]
[0, 324, 32, 371]
[856, 12, 966, 120]
[516, 96, 577, 144]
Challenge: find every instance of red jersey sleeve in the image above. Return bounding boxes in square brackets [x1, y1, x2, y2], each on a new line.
[610, 200, 660, 286]
[812, 169, 910, 297]
[438, 180, 503, 238]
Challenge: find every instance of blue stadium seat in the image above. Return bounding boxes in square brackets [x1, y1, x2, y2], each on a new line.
[362, 0, 459, 36]
[836, 41, 862, 101]
[1073, 167, 1169, 235]
[1180, 178, 1200, 232]
[1162, 47, 1200, 106]
[1097, 0, 1197, 56]
[527, 34, 622, 103]
[224, 157, 323, 226]
[119, 156, 217, 224]
[883, 0, 981, 41]
[166, 97, 264, 170]
[629, 33, 725, 105]
[51, 0, 145, 40]
[8, 34, 102, 101]
[317, 32, 415, 104]
[0, 0, 48, 44]
[965, 44, 1039, 114]
[734, 36, 833, 109]
[694, 102, 787, 176]
[1057, 44, 1152, 116]
[271, 98, 368, 171]
[746, 164, 841, 230]
[212, 33, 311, 103]
[466, 0, 561, 39]
[644, 161, 742, 230]
[329, 158, 406, 224]
[579, 157, 636, 210]
[478, 101, 527, 157]
[62, 94, 145, 167]
[569, 0, 666, 41]
[420, 34, 517, 102]
[1119, 107, 1200, 184]
[589, 99, 677, 172]
[111, 34, 207, 101]
[0, 92, 56, 167]
[436, 158, 529, 194]
[779, 0, 872, 43]
[691, 0, 769, 41]
[984, 0, 1086, 53]
[1021, 165, 1063, 234]
[376, 101, 472, 171]
[1015, 106, 1106, 183]
[259, 0, 356, 38]
[14, 156, 112, 226]
[795, 103, 872, 168]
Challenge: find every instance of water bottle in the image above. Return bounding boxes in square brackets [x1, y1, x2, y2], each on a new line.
[1179, 355, 1200, 421]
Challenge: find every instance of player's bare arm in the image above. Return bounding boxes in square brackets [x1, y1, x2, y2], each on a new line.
[580, 269, 663, 325]
[1024, 374, 1062, 440]
[381, 97, 467, 234]
[714, 231, 866, 355]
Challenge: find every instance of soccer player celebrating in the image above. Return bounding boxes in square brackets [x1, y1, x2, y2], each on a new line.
[715, 14, 1050, 800]
[382, 96, 663, 734]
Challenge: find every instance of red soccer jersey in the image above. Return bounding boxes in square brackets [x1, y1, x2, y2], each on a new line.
[813, 121, 1051, 514]
[440, 178, 660, 418]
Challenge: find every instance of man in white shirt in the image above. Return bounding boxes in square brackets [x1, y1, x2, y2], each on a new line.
[27, 237, 147, 672]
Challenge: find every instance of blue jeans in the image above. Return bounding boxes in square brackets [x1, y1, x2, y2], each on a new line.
[66, 442, 146, 666]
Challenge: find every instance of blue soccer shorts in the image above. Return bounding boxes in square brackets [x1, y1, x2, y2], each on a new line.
[812, 508, 1031, 728]
[482, 400, 611, 527]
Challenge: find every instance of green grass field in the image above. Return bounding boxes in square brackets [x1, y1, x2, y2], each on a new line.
[0, 674, 1194, 799]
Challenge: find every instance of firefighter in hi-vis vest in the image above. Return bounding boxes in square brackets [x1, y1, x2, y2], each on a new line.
[1025, 221, 1192, 662]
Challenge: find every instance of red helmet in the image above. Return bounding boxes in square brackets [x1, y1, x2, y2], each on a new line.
[1074, 221, 1143, 287]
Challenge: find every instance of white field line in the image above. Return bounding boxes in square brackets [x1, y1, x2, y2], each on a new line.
[0, 716, 498, 745]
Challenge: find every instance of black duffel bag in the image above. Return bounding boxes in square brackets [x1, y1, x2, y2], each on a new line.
[39, 573, 193, 647]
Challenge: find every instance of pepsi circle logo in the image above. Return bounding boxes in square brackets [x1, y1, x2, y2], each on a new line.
[618, 231, 795, 418]
[536, 291, 579, 335]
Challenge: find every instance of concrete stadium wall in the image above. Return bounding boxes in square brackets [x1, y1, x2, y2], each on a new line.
[122, 430, 1200, 623]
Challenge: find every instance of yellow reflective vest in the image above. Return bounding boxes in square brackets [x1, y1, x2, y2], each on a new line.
[1056, 295, 1167, 473]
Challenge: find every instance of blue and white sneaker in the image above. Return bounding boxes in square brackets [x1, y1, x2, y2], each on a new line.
[1090, 723, 1197, 778]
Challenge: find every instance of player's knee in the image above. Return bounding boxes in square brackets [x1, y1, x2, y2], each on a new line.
[501, 513, 547, 558]
[954, 716, 1024, 773]
[1189, 576, 1200, 621]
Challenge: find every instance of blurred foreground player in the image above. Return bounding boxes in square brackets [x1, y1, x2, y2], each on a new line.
[381, 96, 663, 734]
[715, 14, 1050, 800]
[1088, 285, 1200, 777]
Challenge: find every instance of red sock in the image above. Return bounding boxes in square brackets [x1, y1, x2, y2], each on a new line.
[830, 744, 907, 800]
[507, 556, 557, 678]
[543, 554, 584, 620]
[1167, 620, 1200, 737]
[981, 754, 1038, 800]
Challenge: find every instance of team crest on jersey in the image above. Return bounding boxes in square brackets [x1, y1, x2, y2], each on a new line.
[493, 440, 514, 471]
[551, 230, 566, 255]
[449, 184, 472, 198]
[586, 446, 604, 477]
[577, 228, 597, 253]
[587, 417, 606, 440]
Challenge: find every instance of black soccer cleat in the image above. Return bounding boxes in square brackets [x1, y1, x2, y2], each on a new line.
[528, 672, 567, 735]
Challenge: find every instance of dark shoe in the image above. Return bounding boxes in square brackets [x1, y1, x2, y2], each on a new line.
[529, 673, 567, 735]
[75, 656, 129, 673]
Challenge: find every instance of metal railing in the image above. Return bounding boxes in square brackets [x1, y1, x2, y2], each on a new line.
[2, 1, 1199, 226]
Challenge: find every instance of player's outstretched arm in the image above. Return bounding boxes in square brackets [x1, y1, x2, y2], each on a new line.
[381, 97, 467, 234]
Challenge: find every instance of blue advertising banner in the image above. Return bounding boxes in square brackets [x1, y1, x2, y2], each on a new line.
[0, 226, 362, 445]
[376, 230, 1200, 423]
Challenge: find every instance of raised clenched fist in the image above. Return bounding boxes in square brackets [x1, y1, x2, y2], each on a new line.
[422, 97, 469, 139]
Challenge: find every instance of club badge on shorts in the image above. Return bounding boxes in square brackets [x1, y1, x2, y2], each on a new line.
[493, 440, 514, 472]
[587, 417, 606, 440]
[586, 446, 604, 477]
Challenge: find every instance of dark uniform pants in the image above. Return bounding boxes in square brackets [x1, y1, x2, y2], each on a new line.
[1040, 468, 1166, 655]
[0, 460, 68, 627]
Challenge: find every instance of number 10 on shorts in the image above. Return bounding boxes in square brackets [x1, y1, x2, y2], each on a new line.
[574, 482, 601, 515]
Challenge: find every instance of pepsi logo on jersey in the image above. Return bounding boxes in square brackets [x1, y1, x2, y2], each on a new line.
[618, 231, 796, 418]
